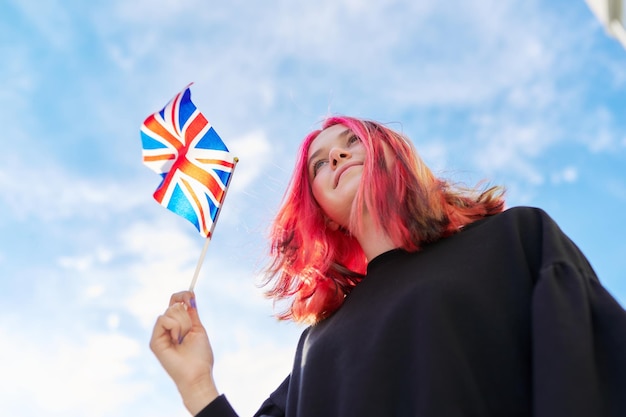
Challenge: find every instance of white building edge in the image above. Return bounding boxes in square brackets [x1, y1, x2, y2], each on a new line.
[586, 0, 626, 48]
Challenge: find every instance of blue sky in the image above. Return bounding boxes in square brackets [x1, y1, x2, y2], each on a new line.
[1, 1, 625, 416]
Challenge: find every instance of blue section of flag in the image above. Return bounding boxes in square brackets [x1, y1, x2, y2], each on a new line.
[197, 127, 229, 151]
[140, 131, 168, 150]
[177, 88, 196, 131]
[167, 183, 199, 230]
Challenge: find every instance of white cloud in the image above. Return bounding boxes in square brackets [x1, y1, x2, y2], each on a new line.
[0, 43, 37, 103]
[579, 107, 621, 152]
[109, 220, 201, 328]
[85, 283, 106, 298]
[470, 114, 552, 185]
[0, 323, 147, 417]
[107, 313, 121, 330]
[0, 155, 147, 222]
[551, 166, 579, 184]
[216, 338, 296, 416]
[418, 140, 449, 173]
[85, 0, 572, 114]
[105, 218, 266, 327]
[227, 130, 273, 191]
[58, 247, 113, 271]
[57, 254, 93, 271]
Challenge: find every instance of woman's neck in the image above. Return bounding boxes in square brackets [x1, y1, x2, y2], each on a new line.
[353, 215, 397, 262]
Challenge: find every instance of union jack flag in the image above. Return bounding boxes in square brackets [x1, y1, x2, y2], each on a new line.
[140, 85, 236, 238]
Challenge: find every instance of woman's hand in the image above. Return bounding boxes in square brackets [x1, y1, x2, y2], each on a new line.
[150, 291, 220, 415]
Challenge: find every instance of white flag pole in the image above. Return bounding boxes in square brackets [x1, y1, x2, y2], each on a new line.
[189, 157, 239, 291]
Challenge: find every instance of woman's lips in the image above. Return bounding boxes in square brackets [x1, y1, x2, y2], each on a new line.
[334, 162, 362, 188]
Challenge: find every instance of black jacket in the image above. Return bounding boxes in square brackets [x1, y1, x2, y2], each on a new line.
[199, 207, 626, 417]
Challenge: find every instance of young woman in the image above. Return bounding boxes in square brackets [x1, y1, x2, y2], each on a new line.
[150, 116, 626, 417]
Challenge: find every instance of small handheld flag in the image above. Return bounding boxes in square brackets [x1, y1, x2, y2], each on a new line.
[140, 84, 237, 289]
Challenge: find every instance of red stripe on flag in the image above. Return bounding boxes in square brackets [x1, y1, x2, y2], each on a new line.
[170, 93, 182, 137]
[144, 114, 185, 152]
[185, 112, 208, 145]
[144, 154, 176, 162]
[195, 158, 235, 168]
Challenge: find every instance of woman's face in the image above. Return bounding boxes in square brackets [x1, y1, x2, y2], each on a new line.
[307, 124, 366, 229]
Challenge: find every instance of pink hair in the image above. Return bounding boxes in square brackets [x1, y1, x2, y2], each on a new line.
[264, 116, 505, 324]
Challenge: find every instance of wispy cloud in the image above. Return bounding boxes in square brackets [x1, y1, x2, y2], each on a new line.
[0, 156, 146, 221]
[6, 0, 75, 49]
[0, 322, 146, 417]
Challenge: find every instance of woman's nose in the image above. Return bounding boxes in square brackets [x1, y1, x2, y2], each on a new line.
[329, 147, 350, 168]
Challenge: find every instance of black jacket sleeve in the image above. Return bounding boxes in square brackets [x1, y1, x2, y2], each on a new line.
[196, 376, 290, 417]
[196, 395, 239, 417]
[532, 259, 626, 417]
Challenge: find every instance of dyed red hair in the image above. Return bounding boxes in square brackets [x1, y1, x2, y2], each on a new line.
[264, 116, 505, 324]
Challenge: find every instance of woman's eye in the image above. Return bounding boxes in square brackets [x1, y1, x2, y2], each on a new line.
[312, 160, 327, 177]
[348, 134, 359, 145]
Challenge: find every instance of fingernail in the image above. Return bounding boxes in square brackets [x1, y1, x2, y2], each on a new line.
[190, 298, 197, 309]
[178, 335, 184, 344]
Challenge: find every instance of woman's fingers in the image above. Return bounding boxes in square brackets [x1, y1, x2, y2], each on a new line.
[150, 301, 193, 350]
[168, 291, 203, 328]
[150, 314, 180, 352]
[166, 301, 193, 344]
[169, 291, 195, 308]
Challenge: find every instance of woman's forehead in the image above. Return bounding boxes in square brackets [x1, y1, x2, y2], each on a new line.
[307, 124, 350, 155]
